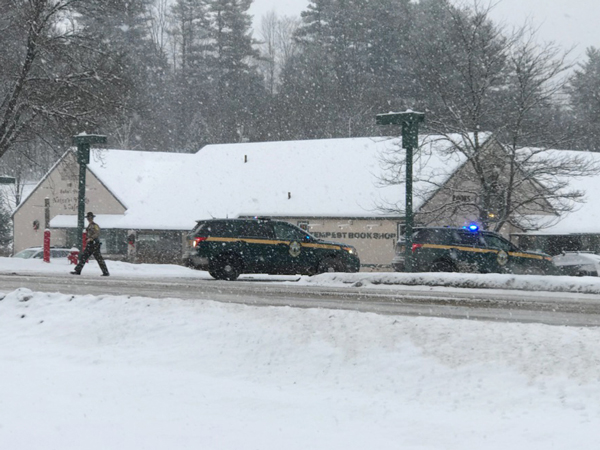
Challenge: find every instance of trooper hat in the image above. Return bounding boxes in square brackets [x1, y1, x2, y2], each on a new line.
[86, 211, 95, 219]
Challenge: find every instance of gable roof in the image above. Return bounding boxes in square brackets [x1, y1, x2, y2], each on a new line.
[47, 136, 470, 230]
[86, 148, 194, 210]
[517, 149, 600, 235]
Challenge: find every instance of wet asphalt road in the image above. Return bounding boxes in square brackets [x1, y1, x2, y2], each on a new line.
[1, 272, 600, 327]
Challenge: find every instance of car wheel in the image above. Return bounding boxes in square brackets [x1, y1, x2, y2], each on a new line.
[317, 257, 340, 274]
[210, 255, 242, 281]
[429, 260, 456, 272]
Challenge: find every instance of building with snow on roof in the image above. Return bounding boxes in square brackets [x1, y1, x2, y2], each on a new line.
[12, 135, 586, 269]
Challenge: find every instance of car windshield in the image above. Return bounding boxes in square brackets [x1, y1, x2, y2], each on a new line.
[13, 249, 40, 258]
[273, 222, 313, 241]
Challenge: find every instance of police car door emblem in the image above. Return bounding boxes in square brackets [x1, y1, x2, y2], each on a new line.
[497, 250, 508, 266]
[289, 241, 301, 257]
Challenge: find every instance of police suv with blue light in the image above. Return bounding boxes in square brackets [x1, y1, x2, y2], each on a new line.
[392, 225, 556, 274]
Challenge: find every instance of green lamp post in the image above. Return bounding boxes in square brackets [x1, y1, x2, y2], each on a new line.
[72, 133, 107, 250]
[376, 110, 425, 272]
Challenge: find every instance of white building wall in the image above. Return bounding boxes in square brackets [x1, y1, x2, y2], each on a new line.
[272, 217, 400, 271]
[13, 152, 126, 253]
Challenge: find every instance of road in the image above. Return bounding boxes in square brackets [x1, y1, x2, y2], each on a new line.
[1, 272, 600, 327]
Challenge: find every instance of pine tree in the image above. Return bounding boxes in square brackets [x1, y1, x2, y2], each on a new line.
[168, 0, 213, 151]
[569, 47, 600, 151]
[203, 0, 265, 143]
[277, 0, 412, 139]
[73, 0, 173, 150]
[0, 196, 11, 255]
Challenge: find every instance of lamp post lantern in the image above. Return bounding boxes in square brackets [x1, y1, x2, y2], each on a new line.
[0, 176, 16, 185]
[376, 110, 425, 272]
[72, 133, 106, 251]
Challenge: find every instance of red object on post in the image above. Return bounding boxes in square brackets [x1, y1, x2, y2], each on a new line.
[82, 231, 87, 249]
[43, 229, 51, 262]
[67, 251, 79, 265]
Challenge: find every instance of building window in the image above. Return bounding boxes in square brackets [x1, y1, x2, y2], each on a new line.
[66, 228, 127, 254]
[297, 221, 309, 231]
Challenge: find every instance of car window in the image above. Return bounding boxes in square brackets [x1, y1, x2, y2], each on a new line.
[51, 250, 71, 258]
[239, 221, 273, 239]
[415, 229, 448, 244]
[272, 222, 308, 241]
[13, 249, 39, 258]
[457, 231, 485, 247]
[482, 234, 514, 251]
[203, 221, 234, 237]
[191, 221, 207, 235]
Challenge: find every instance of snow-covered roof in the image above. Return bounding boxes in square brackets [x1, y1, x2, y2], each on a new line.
[519, 149, 600, 235]
[87, 148, 193, 210]
[50, 136, 469, 230]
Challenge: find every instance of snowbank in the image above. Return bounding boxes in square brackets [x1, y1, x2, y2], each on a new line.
[1, 288, 599, 449]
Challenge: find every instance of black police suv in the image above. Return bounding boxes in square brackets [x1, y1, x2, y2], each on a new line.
[183, 218, 360, 280]
[392, 226, 556, 275]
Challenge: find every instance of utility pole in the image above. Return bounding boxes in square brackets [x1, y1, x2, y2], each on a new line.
[72, 133, 106, 251]
[376, 110, 425, 272]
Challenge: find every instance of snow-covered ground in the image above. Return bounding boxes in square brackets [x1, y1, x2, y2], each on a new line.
[1, 257, 600, 449]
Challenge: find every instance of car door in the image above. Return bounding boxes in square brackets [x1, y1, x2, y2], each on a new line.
[454, 230, 489, 272]
[237, 220, 276, 273]
[480, 233, 515, 273]
[485, 233, 550, 274]
[271, 222, 316, 274]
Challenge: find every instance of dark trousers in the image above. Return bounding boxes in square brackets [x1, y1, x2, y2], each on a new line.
[74, 240, 109, 275]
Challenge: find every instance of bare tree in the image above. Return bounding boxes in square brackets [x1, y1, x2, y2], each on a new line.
[147, 0, 172, 59]
[257, 12, 300, 95]
[0, 0, 126, 161]
[381, 0, 600, 233]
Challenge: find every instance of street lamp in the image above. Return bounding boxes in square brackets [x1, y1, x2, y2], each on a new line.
[376, 110, 425, 272]
[0, 176, 16, 185]
[72, 133, 106, 251]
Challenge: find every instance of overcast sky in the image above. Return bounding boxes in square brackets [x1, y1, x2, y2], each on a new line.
[249, 0, 600, 62]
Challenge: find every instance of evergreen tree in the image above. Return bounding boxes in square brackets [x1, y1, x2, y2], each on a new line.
[0, 195, 11, 255]
[203, 0, 265, 143]
[169, 0, 213, 151]
[73, 0, 173, 150]
[277, 0, 412, 139]
[569, 47, 600, 151]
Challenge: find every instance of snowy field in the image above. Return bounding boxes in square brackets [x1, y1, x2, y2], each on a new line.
[1, 257, 600, 449]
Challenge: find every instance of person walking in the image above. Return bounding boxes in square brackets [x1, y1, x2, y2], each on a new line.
[71, 212, 110, 276]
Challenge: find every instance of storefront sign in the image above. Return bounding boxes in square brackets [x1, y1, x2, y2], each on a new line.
[312, 231, 397, 240]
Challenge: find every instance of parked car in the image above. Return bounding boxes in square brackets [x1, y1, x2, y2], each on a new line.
[183, 217, 360, 280]
[552, 251, 600, 276]
[392, 226, 556, 275]
[12, 247, 73, 259]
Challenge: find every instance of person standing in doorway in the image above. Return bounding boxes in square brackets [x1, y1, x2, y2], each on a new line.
[71, 212, 110, 276]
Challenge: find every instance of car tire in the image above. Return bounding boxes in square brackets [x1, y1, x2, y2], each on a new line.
[210, 255, 242, 281]
[317, 257, 341, 274]
[429, 260, 456, 272]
